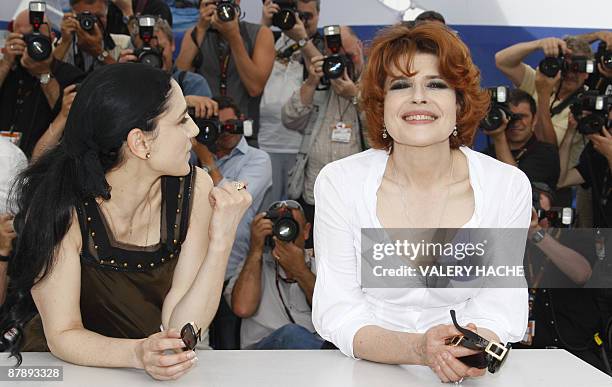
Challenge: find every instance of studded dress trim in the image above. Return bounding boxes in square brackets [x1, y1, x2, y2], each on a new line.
[76, 166, 195, 273]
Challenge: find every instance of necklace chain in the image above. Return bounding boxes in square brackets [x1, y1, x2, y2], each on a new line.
[100, 194, 154, 246]
[389, 151, 455, 229]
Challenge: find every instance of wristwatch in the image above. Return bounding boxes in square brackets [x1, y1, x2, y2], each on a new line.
[39, 72, 52, 85]
[297, 37, 309, 48]
[530, 229, 546, 244]
[97, 50, 110, 62]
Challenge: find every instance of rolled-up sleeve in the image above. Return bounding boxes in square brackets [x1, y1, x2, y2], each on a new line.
[281, 89, 314, 134]
[461, 169, 531, 343]
[312, 165, 378, 358]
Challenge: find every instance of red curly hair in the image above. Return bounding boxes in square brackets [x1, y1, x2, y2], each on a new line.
[360, 22, 490, 151]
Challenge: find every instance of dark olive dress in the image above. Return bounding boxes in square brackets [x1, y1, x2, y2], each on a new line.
[21, 168, 196, 351]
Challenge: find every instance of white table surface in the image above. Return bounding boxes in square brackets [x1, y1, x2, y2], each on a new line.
[0, 349, 610, 387]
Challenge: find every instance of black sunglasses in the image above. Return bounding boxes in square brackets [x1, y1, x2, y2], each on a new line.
[446, 310, 511, 373]
[180, 322, 202, 351]
[298, 11, 313, 21]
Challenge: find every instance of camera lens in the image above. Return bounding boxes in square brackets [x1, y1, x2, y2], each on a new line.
[577, 113, 606, 135]
[481, 106, 506, 132]
[273, 9, 296, 30]
[138, 50, 163, 69]
[217, 3, 236, 22]
[26, 34, 52, 61]
[273, 217, 300, 242]
[538, 56, 562, 78]
[189, 109, 220, 145]
[323, 55, 345, 79]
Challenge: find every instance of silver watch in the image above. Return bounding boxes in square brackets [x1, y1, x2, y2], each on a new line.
[530, 229, 546, 244]
[97, 50, 109, 62]
[39, 73, 51, 85]
[297, 38, 308, 48]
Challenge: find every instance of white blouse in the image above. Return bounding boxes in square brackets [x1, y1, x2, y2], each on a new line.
[312, 146, 531, 358]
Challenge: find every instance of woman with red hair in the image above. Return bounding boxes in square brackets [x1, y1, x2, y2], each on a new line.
[312, 22, 530, 383]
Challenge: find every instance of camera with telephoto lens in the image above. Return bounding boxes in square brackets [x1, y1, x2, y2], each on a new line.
[268, 0, 297, 30]
[76, 10, 98, 33]
[321, 25, 355, 84]
[188, 107, 253, 145]
[134, 16, 163, 69]
[538, 51, 595, 78]
[480, 86, 520, 132]
[532, 190, 575, 228]
[570, 90, 612, 135]
[264, 206, 300, 248]
[24, 2, 52, 61]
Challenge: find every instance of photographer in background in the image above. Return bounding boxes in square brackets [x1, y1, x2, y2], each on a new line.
[122, 18, 217, 118]
[519, 183, 607, 373]
[495, 35, 594, 209]
[281, 25, 365, 247]
[106, 0, 173, 35]
[176, 0, 275, 146]
[54, 0, 132, 72]
[0, 7, 84, 159]
[482, 89, 560, 190]
[191, 96, 272, 349]
[224, 200, 322, 349]
[558, 107, 612, 228]
[258, 0, 323, 206]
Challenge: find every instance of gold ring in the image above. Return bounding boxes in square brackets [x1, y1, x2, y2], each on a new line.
[233, 181, 246, 191]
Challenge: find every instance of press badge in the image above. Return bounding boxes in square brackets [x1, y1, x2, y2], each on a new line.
[0, 131, 22, 146]
[331, 122, 351, 143]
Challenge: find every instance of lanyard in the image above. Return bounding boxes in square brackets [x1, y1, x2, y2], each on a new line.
[219, 49, 230, 96]
[335, 94, 352, 124]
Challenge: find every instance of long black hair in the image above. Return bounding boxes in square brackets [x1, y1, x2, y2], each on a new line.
[0, 63, 173, 364]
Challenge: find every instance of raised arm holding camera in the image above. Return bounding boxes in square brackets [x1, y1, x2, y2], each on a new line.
[0, 4, 83, 159]
[223, 200, 321, 349]
[482, 88, 560, 190]
[54, 0, 132, 72]
[176, 0, 275, 145]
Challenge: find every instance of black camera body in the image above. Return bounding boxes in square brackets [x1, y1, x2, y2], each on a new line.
[134, 15, 163, 69]
[24, 2, 52, 62]
[570, 90, 612, 135]
[538, 52, 595, 78]
[596, 41, 612, 71]
[271, 0, 297, 30]
[188, 107, 253, 145]
[216, 0, 238, 22]
[264, 207, 300, 246]
[321, 25, 355, 85]
[532, 190, 574, 228]
[76, 10, 98, 33]
[481, 86, 519, 132]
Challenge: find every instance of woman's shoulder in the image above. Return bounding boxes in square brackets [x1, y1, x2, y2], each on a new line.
[318, 149, 387, 182]
[462, 147, 531, 194]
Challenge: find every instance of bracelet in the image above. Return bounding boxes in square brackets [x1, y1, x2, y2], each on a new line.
[0, 254, 10, 262]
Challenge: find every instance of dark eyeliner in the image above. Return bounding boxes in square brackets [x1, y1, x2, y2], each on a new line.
[389, 80, 411, 90]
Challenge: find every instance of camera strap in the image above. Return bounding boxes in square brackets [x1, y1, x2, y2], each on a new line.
[217, 41, 231, 96]
[550, 88, 582, 117]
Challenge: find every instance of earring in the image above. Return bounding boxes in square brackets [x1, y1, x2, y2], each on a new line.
[452, 125, 458, 137]
[382, 124, 388, 139]
[146, 152, 151, 159]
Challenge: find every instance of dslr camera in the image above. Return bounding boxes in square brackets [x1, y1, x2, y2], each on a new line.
[76, 10, 98, 33]
[321, 25, 355, 85]
[188, 107, 253, 145]
[24, 2, 52, 61]
[264, 204, 300, 247]
[532, 189, 575, 228]
[267, 0, 298, 30]
[480, 86, 519, 132]
[134, 16, 163, 69]
[200, 0, 240, 22]
[595, 41, 612, 71]
[570, 90, 612, 135]
[538, 51, 595, 78]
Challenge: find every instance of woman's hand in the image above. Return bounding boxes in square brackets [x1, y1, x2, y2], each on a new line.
[208, 181, 252, 244]
[417, 324, 486, 383]
[136, 329, 197, 381]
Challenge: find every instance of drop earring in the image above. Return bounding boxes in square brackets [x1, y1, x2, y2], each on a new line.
[452, 125, 458, 137]
[382, 124, 388, 139]
[146, 152, 151, 159]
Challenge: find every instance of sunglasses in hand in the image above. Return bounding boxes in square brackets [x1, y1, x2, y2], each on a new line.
[180, 322, 202, 351]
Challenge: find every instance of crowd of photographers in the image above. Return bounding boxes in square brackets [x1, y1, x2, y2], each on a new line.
[0, 0, 611, 374]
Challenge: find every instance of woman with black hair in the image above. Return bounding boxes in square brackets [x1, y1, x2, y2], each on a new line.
[0, 63, 252, 380]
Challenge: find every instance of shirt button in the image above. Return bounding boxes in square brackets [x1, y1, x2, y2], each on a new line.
[550, 321, 555, 325]
[542, 289, 547, 293]
[545, 302, 549, 307]
[554, 339, 558, 343]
